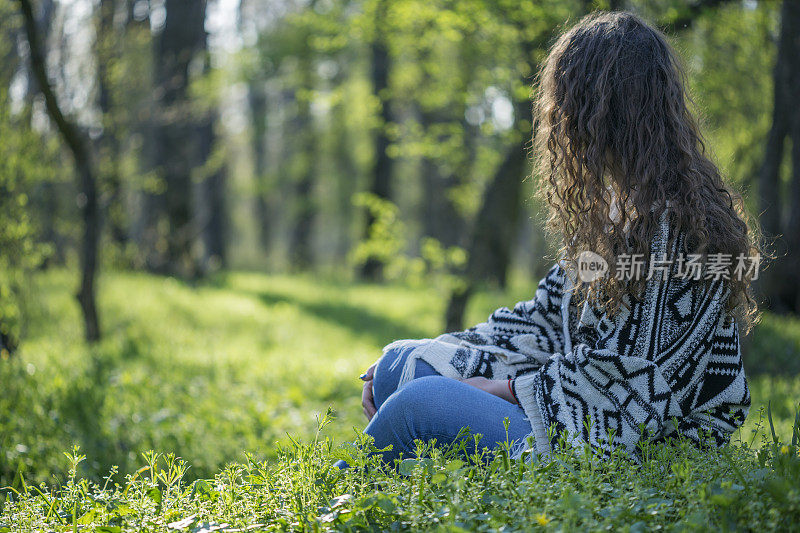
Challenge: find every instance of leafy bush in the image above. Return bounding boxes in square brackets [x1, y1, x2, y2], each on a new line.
[1, 408, 800, 531]
[349, 192, 466, 288]
[0, 98, 54, 352]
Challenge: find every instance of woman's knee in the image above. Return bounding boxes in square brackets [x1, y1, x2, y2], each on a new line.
[371, 346, 408, 408]
[373, 344, 442, 410]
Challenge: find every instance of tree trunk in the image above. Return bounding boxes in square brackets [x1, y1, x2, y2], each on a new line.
[151, 0, 208, 278]
[77, 160, 102, 341]
[0, 330, 15, 356]
[789, 116, 800, 312]
[445, 128, 528, 331]
[96, 0, 129, 250]
[195, 27, 226, 273]
[122, 1, 160, 269]
[782, 0, 800, 311]
[331, 71, 359, 262]
[22, 0, 54, 103]
[288, 55, 316, 270]
[18, 0, 101, 342]
[420, 109, 463, 248]
[197, 116, 227, 271]
[22, 0, 64, 267]
[359, 0, 393, 281]
[248, 79, 273, 253]
[758, 0, 800, 312]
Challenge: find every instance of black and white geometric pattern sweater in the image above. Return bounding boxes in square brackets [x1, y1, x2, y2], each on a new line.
[382, 215, 750, 459]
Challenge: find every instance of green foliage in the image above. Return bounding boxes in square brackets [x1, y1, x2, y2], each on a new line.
[0, 270, 799, 529]
[681, 0, 777, 195]
[2, 405, 800, 531]
[349, 192, 466, 287]
[747, 377, 800, 447]
[0, 100, 54, 349]
[0, 3, 796, 527]
[0, 269, 461, 487]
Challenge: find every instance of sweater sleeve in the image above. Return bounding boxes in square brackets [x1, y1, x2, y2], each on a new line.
[450, 263, 569, 363]
[380, 263, 570, 385]
[514, 275, 739, 458]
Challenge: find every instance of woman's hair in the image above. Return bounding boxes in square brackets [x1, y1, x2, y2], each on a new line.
[533, 11, 761, 329]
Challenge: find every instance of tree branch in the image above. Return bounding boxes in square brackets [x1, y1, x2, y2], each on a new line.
[18, 0, 89, 166]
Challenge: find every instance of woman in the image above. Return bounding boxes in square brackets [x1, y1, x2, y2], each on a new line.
[345, 11, 758, 466]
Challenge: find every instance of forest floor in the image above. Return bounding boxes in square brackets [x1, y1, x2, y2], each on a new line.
[1, 270, 799, 531]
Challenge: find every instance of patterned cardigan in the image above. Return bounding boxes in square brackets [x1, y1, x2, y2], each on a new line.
[381, 216, 751, 459]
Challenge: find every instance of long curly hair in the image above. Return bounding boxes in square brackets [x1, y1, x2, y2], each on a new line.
[533, 11, 761, 330]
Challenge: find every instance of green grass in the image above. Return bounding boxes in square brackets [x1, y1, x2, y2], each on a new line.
[0, 269, 528, 486]
[1, 269, 799, 531]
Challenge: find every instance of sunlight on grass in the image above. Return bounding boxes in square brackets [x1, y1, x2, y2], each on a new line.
[3, 269, 537, 485]
[1, 270, 799, 530]
[2, 268, 798, 493]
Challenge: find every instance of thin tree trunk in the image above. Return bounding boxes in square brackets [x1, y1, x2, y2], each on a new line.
[288, 54, 316, 270]
[420, 109, 463, 248]
[781, 0, 800, 311]
[96, 0, 129, 249]
[758, 0, 798, 312]
[789, 115, 800, 312]
[22, 0, 63, 266]
[0, 331, 15, 356]
[195, 26, 226, 272]
[759, 1, 790, 241]
[331, 72, 359, 261]
[22, 0, 53, 103]
[203, 167, 227, 269]
[248, 80, 272, 252]
[198, 107, 227, 270]
[122, 1, 159, 268]
[18, 0, 101, 342]
[360, 0, 393, 280]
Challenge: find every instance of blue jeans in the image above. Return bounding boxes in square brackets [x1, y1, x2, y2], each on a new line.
[337, 345, 531, 467]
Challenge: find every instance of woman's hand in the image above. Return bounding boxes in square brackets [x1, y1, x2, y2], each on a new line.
[360, 362, 378, 421]
[461, 377, 518, 404]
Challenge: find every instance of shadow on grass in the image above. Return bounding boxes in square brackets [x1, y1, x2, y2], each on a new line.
[742, 313, 800, 376]
[253, 290, 435, 347]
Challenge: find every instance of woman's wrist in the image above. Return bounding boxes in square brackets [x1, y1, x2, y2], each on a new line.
[508, 378, 519, 405]
[461, 377, 520, 405]
[490, 378, 517, 404]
